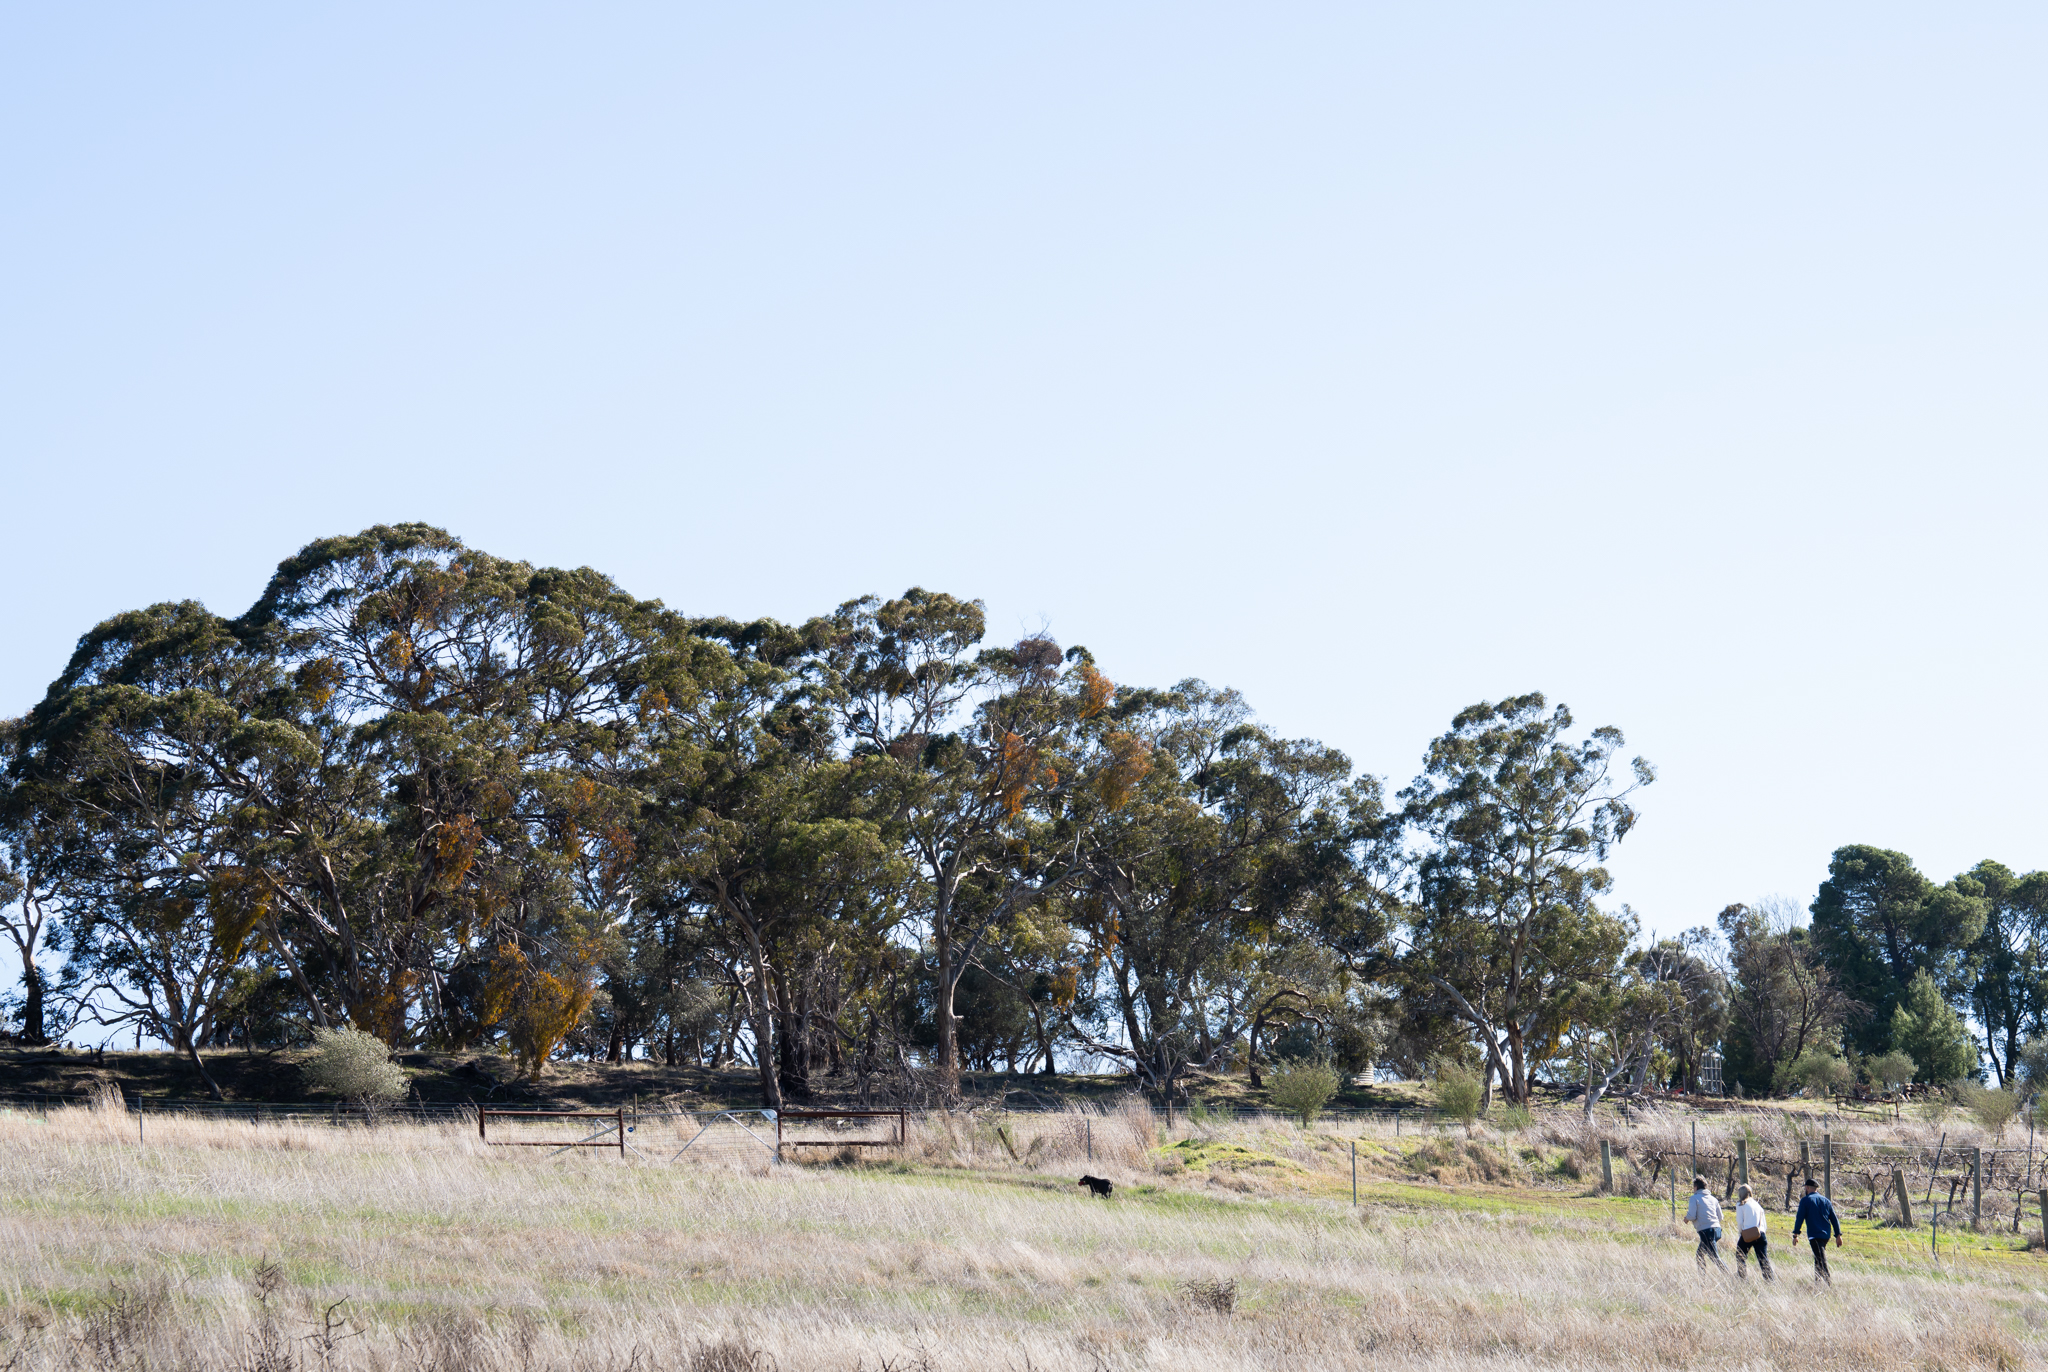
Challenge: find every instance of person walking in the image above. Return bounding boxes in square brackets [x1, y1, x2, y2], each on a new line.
[1791, 1176, 1842, 1284]
[1733, 1183, 1773, 1281]
[1685, 1176, 1728, 1271]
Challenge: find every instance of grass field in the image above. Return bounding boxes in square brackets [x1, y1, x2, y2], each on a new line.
[3, 1099, 2043, 1370]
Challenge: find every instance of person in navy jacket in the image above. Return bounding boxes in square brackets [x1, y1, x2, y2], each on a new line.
[1791, 1177, 1842, 1283]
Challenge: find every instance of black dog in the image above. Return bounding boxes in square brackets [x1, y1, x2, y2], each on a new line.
[1078, 1175, 1113, 1199]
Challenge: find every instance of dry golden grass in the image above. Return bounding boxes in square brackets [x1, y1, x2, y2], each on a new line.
[2, 1098, 2043, 1370]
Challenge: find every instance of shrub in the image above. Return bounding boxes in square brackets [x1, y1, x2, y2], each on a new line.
[1269, 1059, 1341, 1127]
[1866, 1051, 1917, 1093]
[302, 1027, 408, 1104]
[1961, 1082, 2020, 1140]
[1782, 1050, 1852, 1097]
[1497, 1102, 1533, 1132]
[1431, 1058, 1483, 1126]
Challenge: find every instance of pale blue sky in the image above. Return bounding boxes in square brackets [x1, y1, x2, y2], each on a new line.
[4, 6, 2046, 950]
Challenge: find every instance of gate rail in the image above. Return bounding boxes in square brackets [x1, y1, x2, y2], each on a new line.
[478, 1106, 626, 1158]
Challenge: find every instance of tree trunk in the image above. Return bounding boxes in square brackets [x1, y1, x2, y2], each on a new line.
[605, 1025, 624, 1063]
[934, 921, 959, 1083]
[178, 1034, 225, 1101]
[18, 961, 46, 1047]
[1247, 1012, 1266, 1090]
[735, 931, 783, 1112]
[772, 964, 811, 1103]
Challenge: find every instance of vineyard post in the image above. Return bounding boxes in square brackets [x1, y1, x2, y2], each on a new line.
[1737, 1137, 1748, 1188]
[2040, 1190, 2047, 1250]
[1892, 1168, 1912, 1227]
[1972, 1148, 1982, 1225]
[1601, 1140, 1613, 1194]
[1823, 1133, 1831, 1201]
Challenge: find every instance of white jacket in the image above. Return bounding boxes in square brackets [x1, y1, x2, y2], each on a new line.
[1735, 1199, 1766, 1235]
[1686, 1191, 1723, 1232]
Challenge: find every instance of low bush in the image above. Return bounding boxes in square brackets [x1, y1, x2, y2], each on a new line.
[1431, 1059, 1483, 1126]
[1269, 1060, 1341, 1127]
[301, 1027, 408, 1105]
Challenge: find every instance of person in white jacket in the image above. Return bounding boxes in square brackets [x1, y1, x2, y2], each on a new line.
[1685, 1176, 1728, 1271]
[1732, 1183, 1773, 1281]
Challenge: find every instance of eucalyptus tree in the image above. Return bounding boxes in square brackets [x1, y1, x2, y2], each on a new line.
[0, 738, 60, 1044]
[635, 613, 906, 1107]
[1716, 900, 1855, 1093]
[1397, 694, 1653, 1107]
[822, 591, 1110, 1085]
[1626, 932, 1729, 1092]
[1959, 860, 2048, 1084]
[206, 525, 686, 1057]
[5, 599, 281, 1094]
[1057, 680, 1353, 1094]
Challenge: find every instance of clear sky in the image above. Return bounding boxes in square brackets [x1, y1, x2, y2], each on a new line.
[4, 5, 2046, 948]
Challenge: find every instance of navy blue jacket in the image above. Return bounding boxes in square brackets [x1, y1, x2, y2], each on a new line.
[1793, 1192, 1840, 1241]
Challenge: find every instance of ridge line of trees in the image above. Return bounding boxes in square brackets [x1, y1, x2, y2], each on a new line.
[0, 526, 2037, 1107]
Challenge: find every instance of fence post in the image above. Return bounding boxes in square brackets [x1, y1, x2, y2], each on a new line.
[1087, 1119, 1092, 1163]
[1690, 1121, 1697, 1182]
[1972, 1148, 1982, 1225]
[1737, 1137, 1748, 1187]
[1893, 1167, 1912, 1227]
[1601, 1140, 1613, 1194]
[1824, 1133, 1831, 1200]
[2039, 1190, 2047, 1250]
[479, 1107, 487, 1142]
[618, 1107, 626, 1160]
[1669, 1167, 1675, 1222]
[1351, 1141, 1358, 1205]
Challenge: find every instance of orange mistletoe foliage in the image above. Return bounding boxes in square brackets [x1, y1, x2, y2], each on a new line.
[483, 942, 597, 1079]
[992, 731, 1059, 818]
[349, 976, 416, 1047]
[1097, 731, 1154, 810]
[1075, 662, 1115, 719]
[433, 814, 482, 889]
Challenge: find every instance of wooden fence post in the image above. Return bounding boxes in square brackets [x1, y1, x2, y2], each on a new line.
[1972, 1148, 1982, 1225]
[2039, 1190, 2047, 1250]
[1601, 1140, 1613, 1193]
[1737, 1137, 1748, 1187]
[1823, 1133, 1832, 1200]
[1893, 1167, 1912, 1227]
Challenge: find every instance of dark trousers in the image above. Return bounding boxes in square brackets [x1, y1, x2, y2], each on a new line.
[1736, 1234, 1773, 1280]
[1695, 1227, 1726, 1270]
[1807, 1237, 1831, 1283]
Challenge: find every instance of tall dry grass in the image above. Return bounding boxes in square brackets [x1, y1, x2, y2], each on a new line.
[0, 1097, 2040, 1369]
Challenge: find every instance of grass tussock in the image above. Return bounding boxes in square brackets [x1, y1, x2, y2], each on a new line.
[0, 1101, 2044, 1369]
